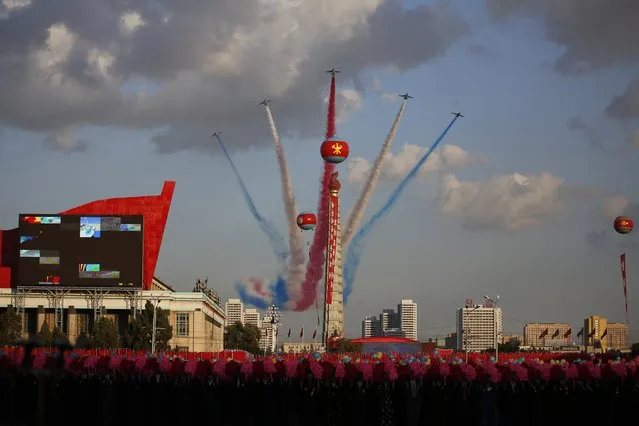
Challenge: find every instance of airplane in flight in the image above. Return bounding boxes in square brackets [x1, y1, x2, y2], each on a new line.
[211, 131, 223, 137]
[258, 99, 271, 106]
[399, 93, 414, 100]
[451, 112, 464, 118]
[326, 68, 341, 75]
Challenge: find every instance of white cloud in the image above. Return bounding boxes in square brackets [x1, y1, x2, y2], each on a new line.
[348, 143, 477, 182]
[325, 88, 364, 124]
[603, 195, 629, 219]
[438, 172, 566, 231]
[119, 11, 145, 35]
[381, 92, 397, 103]
[43, 127, 87, 153]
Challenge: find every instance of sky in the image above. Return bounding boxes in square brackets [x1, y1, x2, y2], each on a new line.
[1, 0, 639, 341]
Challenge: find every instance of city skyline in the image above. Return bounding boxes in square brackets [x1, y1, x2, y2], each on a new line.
[0, 1, 637, 340]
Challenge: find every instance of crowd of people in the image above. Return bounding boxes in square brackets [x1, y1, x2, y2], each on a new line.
[1, 344, 638, 425]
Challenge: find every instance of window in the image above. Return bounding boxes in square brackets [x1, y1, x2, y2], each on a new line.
[176, 313, 190, 337]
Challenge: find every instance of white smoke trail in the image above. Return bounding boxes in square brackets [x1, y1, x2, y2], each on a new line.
[264, 104, 306, 307]
[342, 100, 407, 246]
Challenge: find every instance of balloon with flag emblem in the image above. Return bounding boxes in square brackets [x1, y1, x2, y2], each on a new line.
[296, 211, 317, 231]
[614, 216, 634, 234]
[320, 136, 350, 164]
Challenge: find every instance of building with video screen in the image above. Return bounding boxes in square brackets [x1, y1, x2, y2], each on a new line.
[0, 181, 226, 352]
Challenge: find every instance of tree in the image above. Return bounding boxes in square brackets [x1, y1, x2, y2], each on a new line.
[53, 326, 70, 346]
[631, 342, 639, 356]
[91, 317, 120, 349]
[123, 301, 173, 351]
[498, 340, 520, 353]
[0, 308, 22, 346]
[75, 331, 91, 349]
[38, 321, 53, 346]
[327, 330, 359, 353]
[224, 322, 261, 354]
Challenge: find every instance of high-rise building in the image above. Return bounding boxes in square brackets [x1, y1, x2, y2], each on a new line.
[322, 172, 344, 342]
[398, 299, 418, 341]
[259, 315, 278, 353]
[361, 316, 379, 338]
[244, 308, 261, 328]
[584, 316, 629, 351]
[224, 299, 244, 326]
[380, 309, 399, 333]
[524, 323, 571, 347]
[456, 305, 503, 352]
[607, 322, 629, 350]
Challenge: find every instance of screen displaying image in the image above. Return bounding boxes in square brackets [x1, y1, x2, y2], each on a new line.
[80, 217, 101, 238]
[18, 214, 143, 288]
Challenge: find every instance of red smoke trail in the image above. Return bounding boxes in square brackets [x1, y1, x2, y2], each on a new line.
[294, 75, 336, 311]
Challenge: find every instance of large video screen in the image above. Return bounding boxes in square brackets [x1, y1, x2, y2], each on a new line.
[18, 214, 143, 288]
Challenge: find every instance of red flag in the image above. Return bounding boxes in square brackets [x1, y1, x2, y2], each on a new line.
[287, 328, 291, 338]
[551, 329, 559, 338]
[588, 328, 596, 338]
[601, 328, 608, 339]
[300, 327, 304, 338]
[576, 327, 583, 338]
[564, 328, 572, 338]
[312, 329, 317, 339]
[621, 253, 629, 324]
[539, 328, 549, 339]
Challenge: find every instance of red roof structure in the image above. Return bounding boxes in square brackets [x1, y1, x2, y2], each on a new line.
[0, 181, 175, 290]
[351, 337, 418, 343]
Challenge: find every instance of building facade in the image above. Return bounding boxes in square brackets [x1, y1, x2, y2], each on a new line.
[398, 299, 417, 340]
[584, 316, 629, 351]
[360, 300, 418, 340]
[456, 305, 503, 352]
[244, 308, 261, 328]
[0, 277, 226, 352]
[224, 299, 244, 327]
[523, 323, 571, 348]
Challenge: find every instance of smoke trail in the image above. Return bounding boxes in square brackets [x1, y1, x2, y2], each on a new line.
[263, 105, 305, 306]
[294, 75, 337, 311]
[342, 99, 407, 246]
[214, 133, 289, 263]
[343, 116, 461, 302]
[235, 275, 290, 309]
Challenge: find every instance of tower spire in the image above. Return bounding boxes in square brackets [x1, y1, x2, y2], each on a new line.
[323, 172, 345, 343]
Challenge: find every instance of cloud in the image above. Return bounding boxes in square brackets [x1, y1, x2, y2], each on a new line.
[0, 0, 468, 154]
[606, 76, 639, 120]
[327, 89, 364, 124]
[485, 0, 639, 74]
[567, 116, 602, 149]
[381, 92, 397, 103]
[348, 143, 477, 182]
[585, 230, 607, 247]
[42, 126, 87, 153]
[630, 131, 639, 147]
[438, 172, 566, 231]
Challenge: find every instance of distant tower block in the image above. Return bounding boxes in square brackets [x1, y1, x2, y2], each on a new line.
[323, 172, 345, 342]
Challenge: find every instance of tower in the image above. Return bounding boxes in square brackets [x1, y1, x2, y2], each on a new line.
[323, 172, 344, 343]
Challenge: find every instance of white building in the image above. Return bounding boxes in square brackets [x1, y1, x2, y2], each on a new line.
[224, 299, 244, 327]
[244, 308, 261, 328]
[397, 299, 418, 341]
[456, 305, 503, 352]
[361, 316, 376, 338]
[259, 316, 278, 353]
[0, 277, 226, 352]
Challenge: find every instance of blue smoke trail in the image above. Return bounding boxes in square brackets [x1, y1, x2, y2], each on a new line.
[214, 133, 289, 263]
[235, 283, 269, 310]
[343, 117, 461, 302]
[235, 275, 290, 309]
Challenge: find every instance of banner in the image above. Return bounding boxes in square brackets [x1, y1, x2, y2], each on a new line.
[325, 192, 339, 305]
[621, 253, 629, 324]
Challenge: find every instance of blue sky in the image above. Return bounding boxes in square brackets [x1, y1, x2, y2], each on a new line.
[1, 0, 638, 340]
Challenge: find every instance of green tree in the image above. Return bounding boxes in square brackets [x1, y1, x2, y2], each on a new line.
[38, 321, 53, 346]
[631, 342, 639, 356]
[498, 340, 520, 353]
[327, 330, 359, 354]
[91, 317, 120, 349]
[224, 322, 261, 354]
[123, 301, 173, 351]
[75, 331, 91, 349]
[52, 326, 70, 346]
[0, 308, 23, 346]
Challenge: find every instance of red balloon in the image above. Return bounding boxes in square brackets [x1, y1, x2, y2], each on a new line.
[320, 137, 349, 164]
[297, 212, 317, 231]
[614, 216, 634, 234]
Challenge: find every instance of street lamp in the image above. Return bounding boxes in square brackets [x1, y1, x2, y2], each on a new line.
[484, 294, 501, 362]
